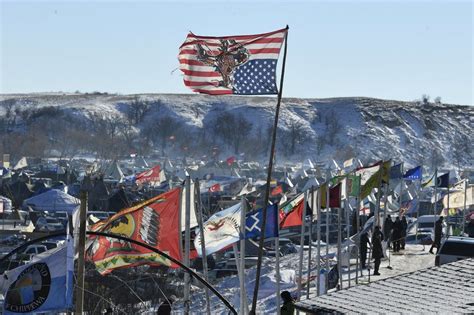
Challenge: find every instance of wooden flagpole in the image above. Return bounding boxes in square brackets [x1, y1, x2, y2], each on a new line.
[250, 25, 289, 315]
[239, 197, 248, 314]
[195, 179, 211, 315]
[462, 178, 468, 235]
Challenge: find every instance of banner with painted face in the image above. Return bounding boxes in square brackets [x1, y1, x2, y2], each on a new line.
[88, 188, 181, 274]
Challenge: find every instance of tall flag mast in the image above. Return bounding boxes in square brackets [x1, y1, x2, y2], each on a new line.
[179, 26, 289, 314]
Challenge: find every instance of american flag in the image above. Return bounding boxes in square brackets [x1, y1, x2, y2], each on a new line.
[178, 28, 287, 95]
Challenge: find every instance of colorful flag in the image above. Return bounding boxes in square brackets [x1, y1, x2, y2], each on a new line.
[194, 203, 242, 256]
[271, 185, 283, 196]
[443, 187, 474, 209]
[436, 173, 450, 188]
[245, 204, 279, 240]
[226, 156, 236, 166]
[209, 183, 222, 193]
[135, 165, 161, 185]
[403, 166, 422, 180]
[1, 239, 74, 314]
[422, 172, 436, 188]
[320, 182, 342, 208]
[178, 28, 287, 95]
[451, 179, 467, 191]
[88, 188, 182, 274]
[280, 198, 304, 229]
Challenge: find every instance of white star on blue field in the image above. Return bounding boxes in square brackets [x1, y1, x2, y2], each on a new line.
[232, 60, 278, 95]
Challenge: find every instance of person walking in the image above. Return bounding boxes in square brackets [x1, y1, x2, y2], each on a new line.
[280, 291, 295, 315]
[360, 231, 371, 269]
[429, 216, 444, 254]
[372, 226, 384, 276]
[392, 217, 403, 252]
[383, 215, 393, 249]
[401, 216, 408, 250]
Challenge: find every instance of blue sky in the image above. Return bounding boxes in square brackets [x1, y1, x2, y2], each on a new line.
[1, 0, 472, 105]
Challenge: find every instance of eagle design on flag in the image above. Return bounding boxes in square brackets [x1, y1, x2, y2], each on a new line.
[195, 39, 249, 89]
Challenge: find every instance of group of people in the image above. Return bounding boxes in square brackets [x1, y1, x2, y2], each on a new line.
[383, 215, 408, 252]
[359, 215, 409, 276]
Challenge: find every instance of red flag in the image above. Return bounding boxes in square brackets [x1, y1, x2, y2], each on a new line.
[135, 165, 161, 185]
[329, 183, 341, 208]
[271, 185, 283, 196]
[226, 156, 236, 166]
[280, 200, 304, 229]
[88, 188, 182, 274]
[209, 183, 222, 193]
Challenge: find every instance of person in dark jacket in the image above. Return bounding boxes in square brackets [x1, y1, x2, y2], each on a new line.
[383, 215, 393, 249]
[372, 226, 384, 275]
[360, 231, 371, 269]
[157, 296, 175, 315]
[400, 216, 408, 250]
[392, 217, 403, 252]
[429, 216, 444, 254]
[280, 290, 295, 315]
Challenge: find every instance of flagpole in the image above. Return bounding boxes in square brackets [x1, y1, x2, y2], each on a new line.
[276, 206, 281, 315]
[433, 167, 438, 233]
[355, 175, 361, 283]
[337, 188, 342, 290]
[344, 177, 350, 288]
[400, 163, 404, 217]
[250, 25, 289, 315]
[184, 176, 191, 314]
[447, 180, 450, 235]
[239, 197, 248, 314]
[462, 178, 468, 235]
[74, 190, 87, 315]
[306, 186, 315, 298]
[316, 185, 322, 296]
[325, 170, 330, 290]
[195, 179, 211, 315]
[297, 191, 308, 300]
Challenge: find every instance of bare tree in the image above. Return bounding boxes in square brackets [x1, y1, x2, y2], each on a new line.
[213, 112, 252, 154]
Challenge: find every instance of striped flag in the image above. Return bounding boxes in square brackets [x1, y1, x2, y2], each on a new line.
[178, 28, 287, 95]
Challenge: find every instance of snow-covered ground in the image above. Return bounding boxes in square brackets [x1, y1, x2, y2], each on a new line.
[172, 243, 434, 314]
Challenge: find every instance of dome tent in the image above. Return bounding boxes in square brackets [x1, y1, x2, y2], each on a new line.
[23, 189, 80, 214]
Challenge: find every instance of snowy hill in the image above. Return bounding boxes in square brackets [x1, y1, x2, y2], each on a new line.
[0, 93, 472, 169]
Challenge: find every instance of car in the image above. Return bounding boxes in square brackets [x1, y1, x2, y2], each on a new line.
[435, 236, 474, 266]
[414, 215, 446, 234]
[35, 217, 65, 232]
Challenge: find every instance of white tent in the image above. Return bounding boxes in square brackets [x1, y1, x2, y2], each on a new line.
[104, 161, 124, 182]
[23, 189, 80, 214]
[0, 196, 12, 211]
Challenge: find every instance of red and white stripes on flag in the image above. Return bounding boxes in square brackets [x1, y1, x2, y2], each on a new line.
[178, 28, 287, 95]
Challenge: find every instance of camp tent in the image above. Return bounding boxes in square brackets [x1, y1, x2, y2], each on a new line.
[23, 189, 80, 214]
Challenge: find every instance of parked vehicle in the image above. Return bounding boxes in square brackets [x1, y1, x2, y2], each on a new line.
[35, 217, 65, 232]
[414, 215, 446, 234]
[435, 236, 474, 266]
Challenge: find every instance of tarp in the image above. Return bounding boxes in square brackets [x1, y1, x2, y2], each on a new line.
[22, 189, 80, 214]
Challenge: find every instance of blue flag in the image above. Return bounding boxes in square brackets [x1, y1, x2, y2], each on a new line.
[403, 166, 422, 180]
[245, 204, 279, 240]
[1, 238, 74, 314]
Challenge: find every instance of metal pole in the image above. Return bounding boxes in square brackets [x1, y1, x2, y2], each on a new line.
[306, 186, 314, 298]
[325, 171, 330, 289]
[239, 197, 248, 314]
[400, 163, 404, 216]
[297, 191, 307, 300]
[447, 183, 450, 236]
[74, 190, 87, 315]
[345, 177, 350, 288]
[462, 179, 468, 235]
[195, 179, 211, 315]
[251, 26, 289, 315]
[434, 168, 438, 233]
[316, 186, 322, 296]
[184, 177, 191, 314]
[337, 192, 342, 290]
[276, 207, 281, 315]
[355, 175, 361, 283]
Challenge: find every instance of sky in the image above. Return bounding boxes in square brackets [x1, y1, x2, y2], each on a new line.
[1, 0, 472, 105]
